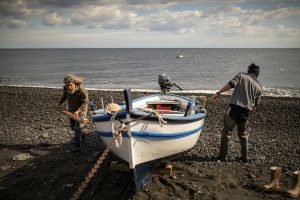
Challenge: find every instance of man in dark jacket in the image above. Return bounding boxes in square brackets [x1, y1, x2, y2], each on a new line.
[210, 63, 262, 162]
[57, 74, 89, 149]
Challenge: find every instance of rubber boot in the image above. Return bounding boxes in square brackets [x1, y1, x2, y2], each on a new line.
[239, 136, 248, 163]
[286, 170, 300, 198]
[74, 122, 82, 148]
[81, 131, 85, 144]
[263, 166, 281, 191]
[218, 135, 229, 162]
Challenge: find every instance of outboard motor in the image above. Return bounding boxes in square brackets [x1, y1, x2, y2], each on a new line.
[158, 74, 182, 94]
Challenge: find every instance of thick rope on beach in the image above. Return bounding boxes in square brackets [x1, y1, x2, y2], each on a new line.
[70, 139, 115, 200]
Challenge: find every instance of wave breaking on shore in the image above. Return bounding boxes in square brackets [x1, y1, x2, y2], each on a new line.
[0, 84, 299, 98]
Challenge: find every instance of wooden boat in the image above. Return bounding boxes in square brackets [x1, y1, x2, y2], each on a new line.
[90, 75, 206, 191]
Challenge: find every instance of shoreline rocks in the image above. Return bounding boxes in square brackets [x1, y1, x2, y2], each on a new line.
[0, 86, 299, 200]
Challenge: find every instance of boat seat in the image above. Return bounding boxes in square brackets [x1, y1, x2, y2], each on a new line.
[146, 100, 181, 111]
[156, 110, 184, 114]
[146, 100, 180, 105]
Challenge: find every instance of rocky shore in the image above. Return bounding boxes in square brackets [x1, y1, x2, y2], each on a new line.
[0, 86, 299, 200]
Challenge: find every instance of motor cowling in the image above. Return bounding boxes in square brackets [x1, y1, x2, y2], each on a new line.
[158, 74, 173, 93]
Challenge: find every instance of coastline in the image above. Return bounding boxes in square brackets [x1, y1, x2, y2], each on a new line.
[0, 84, 299, 98]
[0, 86, 299, 200]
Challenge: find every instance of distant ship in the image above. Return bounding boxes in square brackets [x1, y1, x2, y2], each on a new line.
[176, 55, 183, 58]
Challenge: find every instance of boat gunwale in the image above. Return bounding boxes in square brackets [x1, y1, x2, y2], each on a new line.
[91, 93, 206, 122]
[91, 111, 205, 122]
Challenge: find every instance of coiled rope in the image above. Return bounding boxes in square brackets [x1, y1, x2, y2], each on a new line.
[110, 111, 126, 147]
[135, 107, 167, 127]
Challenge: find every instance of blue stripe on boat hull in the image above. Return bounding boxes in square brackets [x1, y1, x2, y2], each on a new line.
[96, 124, 204, 139]
[92, 113, 205, 123]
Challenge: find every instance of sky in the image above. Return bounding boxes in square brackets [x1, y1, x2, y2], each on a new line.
[0, 0, 300, 48]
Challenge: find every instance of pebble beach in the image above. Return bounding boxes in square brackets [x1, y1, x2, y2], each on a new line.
[0, 86, 299, 200]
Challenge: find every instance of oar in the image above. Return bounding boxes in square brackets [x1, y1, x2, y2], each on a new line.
[56, 107, 89, 125]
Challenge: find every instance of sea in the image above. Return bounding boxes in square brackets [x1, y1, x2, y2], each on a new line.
[0, 48, 299, 97]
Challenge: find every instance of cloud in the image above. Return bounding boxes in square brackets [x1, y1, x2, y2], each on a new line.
[69, 5, 143, 29]
[0, 0, 41, 28]
[1, 0, 300, 48]
[0, 18, 27, 28]
[208, 4, 245, 15]
[39, 2, 300, 41]
[42, 12, 69, 26]
[0, 0, 32, 17]
[276, 24, 300, 37]
[22, 0, 248, 9]
[145, 10, 204, 32]
[241, 7, 300, 25]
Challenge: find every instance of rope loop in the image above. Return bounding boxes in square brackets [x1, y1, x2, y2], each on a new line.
[136, 107, 167, 127]
[110, 112, 124, 147]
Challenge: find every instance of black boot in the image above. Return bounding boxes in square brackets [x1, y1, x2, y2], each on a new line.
[219, 135, 229, 162]
[74, 122, 82, 148]
[81, 133, 85, 144]
[239, 136, 249, 163]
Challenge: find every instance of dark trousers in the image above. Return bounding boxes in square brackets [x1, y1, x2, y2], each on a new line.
[219, 112, 249, 161]
[69, 118, 83, 147]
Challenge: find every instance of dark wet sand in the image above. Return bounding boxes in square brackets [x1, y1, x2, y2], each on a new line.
[0, 86, 299, 200]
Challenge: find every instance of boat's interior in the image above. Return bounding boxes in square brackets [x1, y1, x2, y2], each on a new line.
[92, 94, 205, 119]
[145, 100, 184, 114]
[132, 95, 200, 116]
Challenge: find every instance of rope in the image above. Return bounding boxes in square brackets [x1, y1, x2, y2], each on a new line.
[70, 107, 166, 200]
[136, 107, 167, 127]
[109, 108, 167, 146]
[70, 139, 115, 200]
[110, 112, 125, 147]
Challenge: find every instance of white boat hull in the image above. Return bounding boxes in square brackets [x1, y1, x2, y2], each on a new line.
[91, 91, 206, 191]
[96, 118, 204, 168]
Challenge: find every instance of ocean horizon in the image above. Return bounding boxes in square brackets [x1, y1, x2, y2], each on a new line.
[0, 48, 299, 97]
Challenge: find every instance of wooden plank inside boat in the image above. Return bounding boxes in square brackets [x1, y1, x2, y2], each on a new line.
[146, 100, 180, 105]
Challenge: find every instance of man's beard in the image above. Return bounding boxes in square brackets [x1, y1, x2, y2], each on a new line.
[67, 89, 75, 95]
